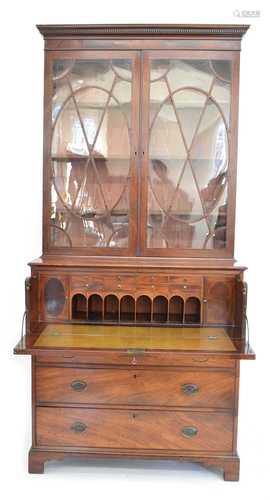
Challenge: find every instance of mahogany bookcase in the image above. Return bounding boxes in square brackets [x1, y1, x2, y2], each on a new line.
[14, 24, 255, 480]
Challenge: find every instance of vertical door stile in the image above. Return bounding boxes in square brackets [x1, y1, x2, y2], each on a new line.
[139, 51, 151, 255]
[132, 51, 142, 256]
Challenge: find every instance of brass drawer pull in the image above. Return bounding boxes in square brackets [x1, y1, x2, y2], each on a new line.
[192, 357, 209, 363]
[70, 421, 87, 433]
[70, 380, 87, 392]
[181, 383, 199, 395]
[181, 426, 198, 438]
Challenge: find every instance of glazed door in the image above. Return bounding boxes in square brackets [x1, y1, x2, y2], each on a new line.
[140, 51, 238, 257]
[45, 51, 140, 255]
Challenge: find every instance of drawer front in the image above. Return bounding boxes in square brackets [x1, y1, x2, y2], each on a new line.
[71, 274, 136, 293]
[169, 276, 202, 295]
[170, 285, 202, 295]
[136, 275, 169, 293]
[170, 276, 203, 287]
[36, 367, 235, 408]
[71, 275, 104, 292]
[35, 353, 236, 369]
[36, 407, 233, 452]
[104, 274, 136, 292]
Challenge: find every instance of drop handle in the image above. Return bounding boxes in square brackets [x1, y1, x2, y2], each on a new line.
[70, 421, 87, 433]
[192, 357, 208, 363]
[181, 383, 199, 395]
[70, 380, 87, 392]
[181, 426, 198, 438]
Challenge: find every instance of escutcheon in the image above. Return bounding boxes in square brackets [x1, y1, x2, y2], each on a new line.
[181, 426, 198, 438]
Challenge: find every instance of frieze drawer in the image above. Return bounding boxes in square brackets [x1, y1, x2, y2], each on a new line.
[35, 353, 236, 369]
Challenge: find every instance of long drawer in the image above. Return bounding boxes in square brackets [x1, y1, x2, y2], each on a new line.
[35, 353, 236, 369]
[36, 407, 233, 452]
[36, 367, 235, 408]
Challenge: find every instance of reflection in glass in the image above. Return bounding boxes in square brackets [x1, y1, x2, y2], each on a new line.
[147, 58, 231, 250]
[50, 59, 133, 248]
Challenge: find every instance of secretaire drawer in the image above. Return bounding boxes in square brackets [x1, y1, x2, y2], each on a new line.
[36, 367, 235, 408]
[36, 407, 233, 452]
[35, 352, 236, 369]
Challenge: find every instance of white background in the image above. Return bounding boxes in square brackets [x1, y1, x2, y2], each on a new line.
[1, 1, 269, 498]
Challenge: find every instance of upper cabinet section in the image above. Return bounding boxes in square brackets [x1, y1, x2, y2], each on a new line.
[39, 25, 248, 258]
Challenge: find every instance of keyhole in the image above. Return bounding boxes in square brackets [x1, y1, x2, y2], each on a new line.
[133, 374, 137, 379]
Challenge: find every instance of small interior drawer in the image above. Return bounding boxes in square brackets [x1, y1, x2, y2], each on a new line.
[71, 275, 104, 291]
[104, 274, 136, 291]
[136, 275, 169, 287]
[169, 276, 203, 292]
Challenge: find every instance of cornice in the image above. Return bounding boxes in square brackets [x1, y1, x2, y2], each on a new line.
[36, 24, 250, 39]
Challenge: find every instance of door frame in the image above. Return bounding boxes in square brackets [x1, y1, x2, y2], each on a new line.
[139, 49, 240, 258]
[42, 50, 141, 256]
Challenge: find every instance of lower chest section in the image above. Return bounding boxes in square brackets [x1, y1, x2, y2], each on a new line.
[33, 357, 238, 454]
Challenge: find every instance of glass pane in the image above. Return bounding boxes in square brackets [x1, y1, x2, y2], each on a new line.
[147, 58, 231, 250]
[150, 102, 186, 160]
[50, 58, 133, 249]
[166, 60, 213, 93]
